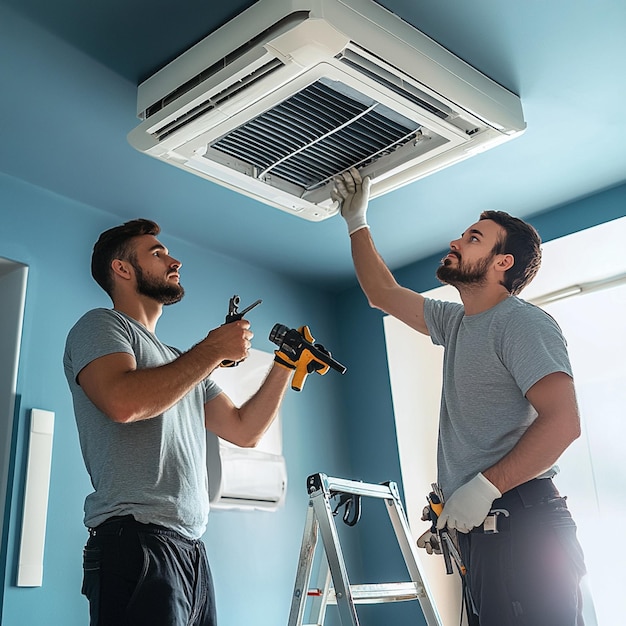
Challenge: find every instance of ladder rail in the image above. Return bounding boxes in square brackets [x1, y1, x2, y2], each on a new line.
[306, 559, 332, 625]
[311, 487, 360, 625]
[288, 502, 319, 625]
[383, 482, 444, 626]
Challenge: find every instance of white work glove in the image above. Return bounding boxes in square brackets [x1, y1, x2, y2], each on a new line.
[436, 473, 501, 534]
[331, 167, 371, 235]
[417, 529, 442, 555]
[416, 504, 442, 555]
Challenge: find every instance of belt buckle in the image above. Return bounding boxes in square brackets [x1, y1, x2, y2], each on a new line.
[484, 508, 510, 534]
[484, 513, 498, 534]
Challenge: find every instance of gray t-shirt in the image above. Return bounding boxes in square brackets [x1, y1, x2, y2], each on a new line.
[423, 296, 572, 499]
[63, 308, 221, 539]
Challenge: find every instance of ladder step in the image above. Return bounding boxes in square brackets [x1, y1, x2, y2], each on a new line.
[325, 582, 421, 604]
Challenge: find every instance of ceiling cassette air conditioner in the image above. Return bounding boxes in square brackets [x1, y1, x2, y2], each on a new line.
[128, 0, 526, 221]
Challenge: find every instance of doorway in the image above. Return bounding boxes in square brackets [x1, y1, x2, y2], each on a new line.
[0, 256, 28, 606]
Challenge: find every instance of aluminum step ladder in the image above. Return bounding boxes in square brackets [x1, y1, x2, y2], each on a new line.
[288, 473, 443, 626]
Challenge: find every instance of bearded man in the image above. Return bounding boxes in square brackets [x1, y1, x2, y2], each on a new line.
[64, 218, 295, 626]
[333, 169, 587, 626]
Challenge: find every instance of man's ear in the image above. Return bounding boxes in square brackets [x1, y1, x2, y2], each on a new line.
[495, 253, 514, 273]
[111, 259, 132, 281]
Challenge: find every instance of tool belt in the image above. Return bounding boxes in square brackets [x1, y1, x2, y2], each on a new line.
[471, 477, 561, 534]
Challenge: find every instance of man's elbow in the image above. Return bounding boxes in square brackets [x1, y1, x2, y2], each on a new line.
[568, 418, 582, 444]
[107, 411, 137, 424]
[365, 289, 389, 312]
[224, 433, 261, 449]
[559, 414, 582, 451]
[104, 399, 146, 424]
[240, 437, 261, 449]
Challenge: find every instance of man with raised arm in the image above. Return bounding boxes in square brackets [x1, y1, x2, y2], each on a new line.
[332, 170, 587, 625]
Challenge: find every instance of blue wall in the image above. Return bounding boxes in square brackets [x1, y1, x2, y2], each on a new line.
[0, 172, 356, 625]
[3, 172, 622, 625]
[1, 1, 624, 623]
[0, 5, 361, 624]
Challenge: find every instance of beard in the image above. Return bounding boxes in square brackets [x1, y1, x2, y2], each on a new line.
[436, 252, 493, 288]
[132, 262, 185, 305]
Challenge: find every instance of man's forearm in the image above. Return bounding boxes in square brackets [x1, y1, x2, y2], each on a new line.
[207, 364, 292, 448]
[350, 228, 398, 308]
[350, 229, 428, 334]
[237, 365, 292, 445]
[101, 341, 225, 423]
[87, 320, 254, 423]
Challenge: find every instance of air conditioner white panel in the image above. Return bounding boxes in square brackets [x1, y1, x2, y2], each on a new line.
[206, 348, 287, 511]
[128, 0, 525, 221]
[207, 436, 287, 511]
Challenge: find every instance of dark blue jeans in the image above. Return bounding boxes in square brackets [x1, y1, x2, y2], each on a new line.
[457, 479, 587, 626]
[82, 516, 217, 626]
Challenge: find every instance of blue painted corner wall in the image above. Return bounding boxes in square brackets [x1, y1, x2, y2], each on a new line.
[1, 1, 625, 623]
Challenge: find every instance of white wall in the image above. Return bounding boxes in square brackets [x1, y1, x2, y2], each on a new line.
[384, 315, 462, 626]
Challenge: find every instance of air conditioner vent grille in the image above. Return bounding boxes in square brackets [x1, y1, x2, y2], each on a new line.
[144, 11, 310, 119]
[339, 48, 452, 121]
[155, 59, 284, 142]
[209, 79, 421, 190]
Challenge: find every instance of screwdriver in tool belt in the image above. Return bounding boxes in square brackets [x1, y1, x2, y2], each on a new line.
[428, 492, 467, 576]
[427, 492, 453, 573]
[429, 492, 444, 518]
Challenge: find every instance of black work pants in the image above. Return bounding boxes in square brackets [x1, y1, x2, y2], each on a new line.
[82, 516, 217, 626]
[456, 478, 587, 626]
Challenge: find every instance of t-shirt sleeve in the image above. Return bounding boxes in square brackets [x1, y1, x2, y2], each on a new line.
[500, 305, 573, 396]
[202, 376, 222, 403]
[423, 298, 463, 347]
[65, 309, 135, 383]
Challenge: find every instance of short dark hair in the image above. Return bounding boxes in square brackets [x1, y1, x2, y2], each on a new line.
[479, 210, 542, 295]
[91, 218, 160, 296]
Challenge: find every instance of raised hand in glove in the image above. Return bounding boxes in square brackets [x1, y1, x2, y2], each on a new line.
[436, 473, 501, 534]
[331, 167, 372, 235]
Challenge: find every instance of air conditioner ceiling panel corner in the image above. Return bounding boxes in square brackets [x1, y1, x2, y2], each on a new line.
[128, 0, 526, 221]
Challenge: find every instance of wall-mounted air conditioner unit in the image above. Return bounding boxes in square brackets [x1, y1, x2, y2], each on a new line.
[206, 434, 287, 512]
[128, 0, 525, 221]
[207, 349, 287, 511]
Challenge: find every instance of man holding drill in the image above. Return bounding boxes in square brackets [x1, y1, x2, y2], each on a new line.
[64, 218, 321, 626]
[332, 169, 587, 625]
